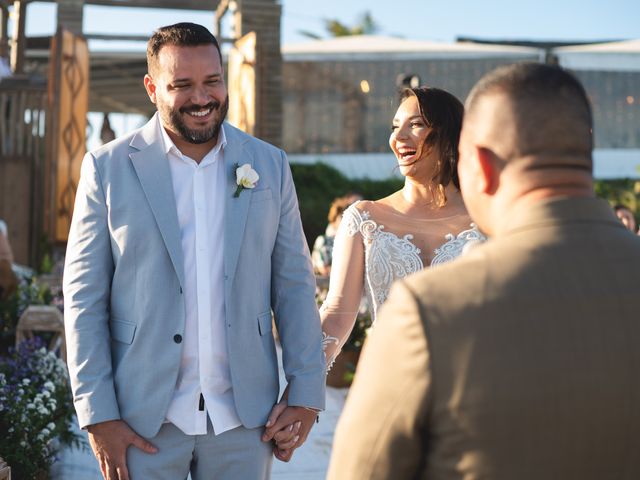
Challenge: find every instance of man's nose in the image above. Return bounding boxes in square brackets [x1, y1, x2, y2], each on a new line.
[190, 86, 210, 105]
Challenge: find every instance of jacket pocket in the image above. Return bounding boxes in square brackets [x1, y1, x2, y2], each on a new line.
[250, 188, 273, 204]
[257, 311, 273, 336]
[110, 319, 137, 344]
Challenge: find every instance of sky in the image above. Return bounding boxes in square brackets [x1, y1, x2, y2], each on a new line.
[24, 0, 640, 48]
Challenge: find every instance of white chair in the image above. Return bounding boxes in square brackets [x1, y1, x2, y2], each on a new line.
[15, 305, 66, 362]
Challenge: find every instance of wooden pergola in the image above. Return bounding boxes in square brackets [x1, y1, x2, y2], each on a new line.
[0, 0, 282, 265]
[1, 0, 282, 122]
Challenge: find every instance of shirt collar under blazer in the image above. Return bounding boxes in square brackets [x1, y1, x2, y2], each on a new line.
[128, 113, 255, 296]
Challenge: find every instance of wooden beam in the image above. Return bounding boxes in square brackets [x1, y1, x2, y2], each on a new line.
[84, 0, 219, 11]
[85, 33, 150, 42]
[10, 0, 26, 73]
[215, 0, 229, 37]
[89, 92, 150, 115]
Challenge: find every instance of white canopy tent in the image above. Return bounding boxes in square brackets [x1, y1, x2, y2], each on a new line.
[283, 35, 544, 62]
[554, 39, 640, 72]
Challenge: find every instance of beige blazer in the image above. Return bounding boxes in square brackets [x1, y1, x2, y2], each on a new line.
[328, 197, 640, 480]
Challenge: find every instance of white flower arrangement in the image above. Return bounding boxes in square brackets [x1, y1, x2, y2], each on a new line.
[234, 163, 259, 197]
[0, 338, 83, 477]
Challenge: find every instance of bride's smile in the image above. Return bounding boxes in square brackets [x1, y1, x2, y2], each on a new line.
[389, 95, 434, 177]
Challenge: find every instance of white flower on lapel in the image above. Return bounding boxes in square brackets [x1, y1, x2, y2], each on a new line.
[234, 163, 259, 198]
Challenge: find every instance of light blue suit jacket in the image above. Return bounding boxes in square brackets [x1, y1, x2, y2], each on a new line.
[63, 115, 325, 438]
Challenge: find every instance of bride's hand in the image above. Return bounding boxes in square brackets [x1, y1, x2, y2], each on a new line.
[264, 401, 301, 451]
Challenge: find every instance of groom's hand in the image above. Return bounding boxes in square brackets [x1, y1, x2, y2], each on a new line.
[87, 419, 158, 480]
[262, 405, 318, 462]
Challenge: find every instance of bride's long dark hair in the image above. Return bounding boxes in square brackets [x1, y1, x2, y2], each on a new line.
[399, 86, 464, 207]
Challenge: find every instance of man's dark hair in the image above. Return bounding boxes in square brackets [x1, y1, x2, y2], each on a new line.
[147, 22, 221, 74]
[614, 204, 634, 214]
[466, 62, 593, 164]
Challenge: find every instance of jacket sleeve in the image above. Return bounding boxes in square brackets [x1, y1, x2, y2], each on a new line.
[327, 280, 432, 479]
[270, 150, 326, 411]
[63, 152, 120, 429]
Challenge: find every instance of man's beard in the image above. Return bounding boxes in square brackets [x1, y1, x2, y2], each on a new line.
[163, 95, 229, 144]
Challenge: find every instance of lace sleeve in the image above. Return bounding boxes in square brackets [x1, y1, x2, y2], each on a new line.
[320, 205, 365, 371]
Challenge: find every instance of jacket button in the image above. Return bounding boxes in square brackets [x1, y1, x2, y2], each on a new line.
[173, 334, 182, 344]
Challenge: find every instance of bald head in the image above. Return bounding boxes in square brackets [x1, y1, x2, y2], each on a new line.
[464, 62, 593, 168]
[458, 63, 595, 236]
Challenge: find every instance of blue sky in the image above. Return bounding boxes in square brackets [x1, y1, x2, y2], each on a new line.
[25, 0, 640, 49]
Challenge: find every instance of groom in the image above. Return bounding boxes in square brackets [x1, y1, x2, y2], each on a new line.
[63, 23, 325, 480]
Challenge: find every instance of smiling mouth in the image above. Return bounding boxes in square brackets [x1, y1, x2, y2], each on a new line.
[186, 108, 212, 118]
[397, 148, 417, 162]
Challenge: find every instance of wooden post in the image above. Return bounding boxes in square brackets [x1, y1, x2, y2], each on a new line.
[56, 0, 84, 35]
[44, 28, 89, 243]
[9, 0, 26, 74]
[0, 5, 9, 59]
[235, 0, 282, 147]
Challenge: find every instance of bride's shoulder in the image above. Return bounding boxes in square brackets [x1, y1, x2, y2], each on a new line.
[341, 200, 366, 224]
[339, 200, 376, 236]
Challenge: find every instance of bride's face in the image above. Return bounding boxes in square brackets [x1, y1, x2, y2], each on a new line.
[389, 95, 436, 180]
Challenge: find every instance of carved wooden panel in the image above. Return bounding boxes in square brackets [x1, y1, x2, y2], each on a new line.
[46, 28, 88, 243]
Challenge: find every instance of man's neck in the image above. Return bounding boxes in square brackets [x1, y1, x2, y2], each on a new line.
[165, 128, 218, 164]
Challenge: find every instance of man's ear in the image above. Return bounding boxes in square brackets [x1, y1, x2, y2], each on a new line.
[476, 146, 501, 195]
[143, 74, 157, 104]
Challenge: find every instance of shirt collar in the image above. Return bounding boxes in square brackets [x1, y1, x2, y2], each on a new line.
[160, 122, 227, 163]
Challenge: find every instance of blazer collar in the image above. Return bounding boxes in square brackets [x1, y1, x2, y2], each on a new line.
[128, 114, 186, 288]
[128, 117, 256, 294]
[501, 196, 623, 236]
[222, 124, 254, 292]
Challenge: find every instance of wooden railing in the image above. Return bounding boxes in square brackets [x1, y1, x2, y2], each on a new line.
[0, 75, 47, 265]
[0, 76, 47, 159]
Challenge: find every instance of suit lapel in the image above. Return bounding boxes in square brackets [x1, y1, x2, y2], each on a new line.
[129, 115, 185, 288]
[223, 125, 253, 295]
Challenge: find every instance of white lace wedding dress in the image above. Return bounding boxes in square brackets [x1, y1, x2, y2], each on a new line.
[320, 200, 485, 368]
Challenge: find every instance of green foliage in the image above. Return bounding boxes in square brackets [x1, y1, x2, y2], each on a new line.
[299, 10, 379, 39]
[0, 279, 53, 354]
[0, 338, 83, 479]
[342, 309, 371, 353]
[40, 253, 53, 275]
[291, 162, 403, 248]
[594, 179, 640, 211]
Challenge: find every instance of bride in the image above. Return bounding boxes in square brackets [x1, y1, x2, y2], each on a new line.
[265, 86, 483, 457]
[321, 86, 483, 368]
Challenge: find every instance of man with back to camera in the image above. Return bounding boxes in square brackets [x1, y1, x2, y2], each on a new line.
[63, 23, 325, 480]
[327, 63, 640, 479]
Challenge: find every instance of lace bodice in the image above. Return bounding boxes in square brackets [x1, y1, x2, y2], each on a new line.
[345, 207, 424, 317]
[320, 200, 485, 369]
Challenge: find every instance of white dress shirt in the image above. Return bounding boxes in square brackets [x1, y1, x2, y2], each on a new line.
[162, 125, 242, 435]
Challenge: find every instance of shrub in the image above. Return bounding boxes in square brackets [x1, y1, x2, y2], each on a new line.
[291, 162, 403, 248]
[594, 179, 640, 223]
[0, 337, 81, 478]
[0, 278, 53, 355]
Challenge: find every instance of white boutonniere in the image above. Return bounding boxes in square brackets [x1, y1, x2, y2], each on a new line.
[234, 163, 259, 198]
